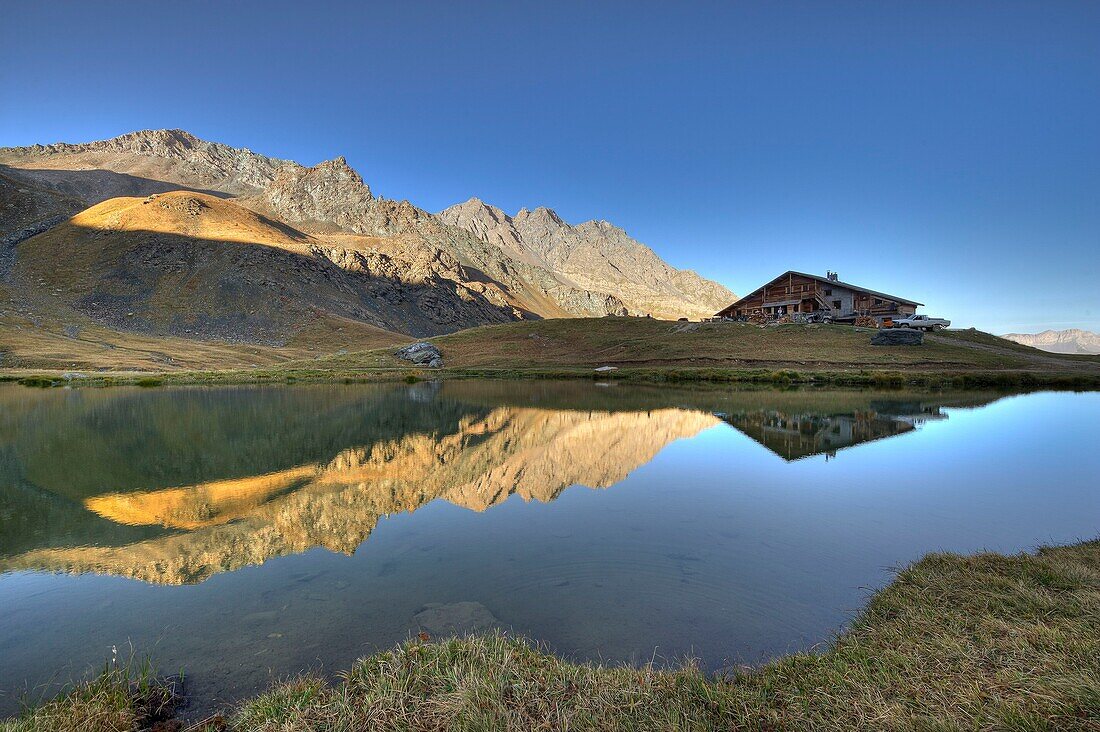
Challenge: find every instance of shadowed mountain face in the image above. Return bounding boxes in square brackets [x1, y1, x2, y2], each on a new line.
[0, 382, 1003, 585]
[0, 130, 733, 349]
[11, 192, 515, 341]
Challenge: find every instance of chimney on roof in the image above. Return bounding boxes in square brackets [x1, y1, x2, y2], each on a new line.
[827, 271, 839, 281]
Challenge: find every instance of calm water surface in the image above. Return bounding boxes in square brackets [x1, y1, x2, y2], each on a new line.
[0, 381, 1097, 716]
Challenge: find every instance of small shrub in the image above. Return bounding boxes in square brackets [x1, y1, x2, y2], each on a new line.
[18, 376, 56, 388]
[871, 373, 905, 387]
[768, 370, 798, 384]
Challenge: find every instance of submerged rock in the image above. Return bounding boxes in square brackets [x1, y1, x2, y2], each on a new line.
[395, 342, 444, 367]
[413, 601, 499, 635]
[871, 328, 923, 346]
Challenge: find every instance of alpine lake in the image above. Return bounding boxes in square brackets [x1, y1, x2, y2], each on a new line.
[1, 380, 1097, 718]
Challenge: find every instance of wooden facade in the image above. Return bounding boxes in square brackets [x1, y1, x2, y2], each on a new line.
[715, 271, 922, 322]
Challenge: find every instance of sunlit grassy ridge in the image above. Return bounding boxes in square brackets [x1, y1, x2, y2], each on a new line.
[6, 539, 1098, 731]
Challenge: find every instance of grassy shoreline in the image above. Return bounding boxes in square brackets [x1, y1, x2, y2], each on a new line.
[6, 538, 1098, 731]
[5, 364, 1100, 391]
[4, 321, 1099, 391]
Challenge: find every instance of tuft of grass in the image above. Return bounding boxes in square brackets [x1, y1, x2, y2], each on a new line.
[1, 657, 178, 732]
[134, 377, 163, 388]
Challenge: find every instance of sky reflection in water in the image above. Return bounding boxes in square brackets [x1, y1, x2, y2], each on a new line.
[0, 382, 1096, 716]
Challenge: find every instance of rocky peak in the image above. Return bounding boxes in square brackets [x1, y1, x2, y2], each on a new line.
[256, 157, 373, 229]
[315, 155, 362, 179]
[438, 198, 538, 268]
[450, 197, 737, 319]
[0, 129, 290, 194]
[441, 198, 509, 227]
[514, 206, 564, 227]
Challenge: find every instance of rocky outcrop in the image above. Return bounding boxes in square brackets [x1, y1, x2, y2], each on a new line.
[251, 156, 373, 231]
[413, 602, 499, 635]
[395, 342, 443, 368]
[871, 328, 924, 346]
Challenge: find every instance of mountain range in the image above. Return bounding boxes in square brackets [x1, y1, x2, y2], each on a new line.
[1000, 329, 1100, 355]
[0, 129, 733, 357]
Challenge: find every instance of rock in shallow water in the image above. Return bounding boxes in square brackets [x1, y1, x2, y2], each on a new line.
[413, 601, 499, 635]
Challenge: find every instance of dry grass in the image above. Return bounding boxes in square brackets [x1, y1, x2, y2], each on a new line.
[344, 317, 1091, 374]
[6, 540, 1098, 731]
[433, 318, 997, 369]
[284, 318, 1100, 388]
[0, 278, 407, 372]
[0, 659, 177, 732]
[5, 304, 1098, 384]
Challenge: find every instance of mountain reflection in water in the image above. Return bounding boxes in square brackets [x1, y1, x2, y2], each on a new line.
[0, 381, 1000, 585]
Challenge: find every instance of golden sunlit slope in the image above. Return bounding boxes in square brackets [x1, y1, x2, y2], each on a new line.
[10, 191, 413, 348]
[60, 189, 315, 250]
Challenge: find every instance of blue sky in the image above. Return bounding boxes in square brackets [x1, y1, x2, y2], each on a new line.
[2, 1, 1098, 333]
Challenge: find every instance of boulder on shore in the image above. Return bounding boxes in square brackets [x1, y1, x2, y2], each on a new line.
[871, 328, 924, 346]
[395, 342, 444, 367]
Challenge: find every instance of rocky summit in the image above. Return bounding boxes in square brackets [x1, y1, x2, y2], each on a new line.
[440, 198, 735, 320]
[0, 129, 735, 351]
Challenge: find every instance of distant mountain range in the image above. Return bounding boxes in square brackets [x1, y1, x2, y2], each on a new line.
[0, 129, 733, 352]
[1001, 329, 1100, 354]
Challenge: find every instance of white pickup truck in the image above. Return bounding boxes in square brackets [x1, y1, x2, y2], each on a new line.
[891, 314, 951, 331]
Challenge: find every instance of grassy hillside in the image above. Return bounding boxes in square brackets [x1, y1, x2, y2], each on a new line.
[6, 539, 1098, 731]
[0, 280, 406, 372]
[297, 317, 1100, 381]
[432, 318, 1034, 369]
[10, 192, 414, 346]
[5, 315, 1099, 385]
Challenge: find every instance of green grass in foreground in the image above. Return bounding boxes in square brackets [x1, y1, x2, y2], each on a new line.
[4, 539, 1098, 731]
[1, 658, 177, 732]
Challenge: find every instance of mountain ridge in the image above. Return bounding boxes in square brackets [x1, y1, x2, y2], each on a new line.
[1001, 329, 1100, 354]
[440, 197, 733, 319]
[0, 129, 735, 350]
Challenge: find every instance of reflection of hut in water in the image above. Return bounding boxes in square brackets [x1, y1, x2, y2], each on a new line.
[718, 402, 947, 461]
